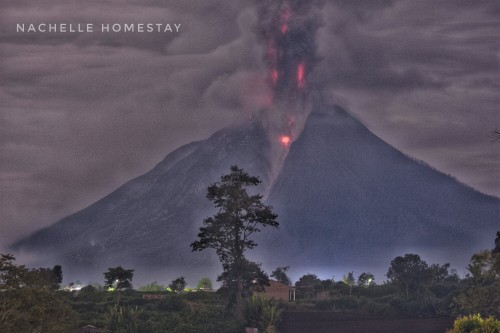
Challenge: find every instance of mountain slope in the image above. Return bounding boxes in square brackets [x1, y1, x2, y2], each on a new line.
[258, 105, 499, 271]
[13, 104, 499, 279]
[13, 121, 273, 275]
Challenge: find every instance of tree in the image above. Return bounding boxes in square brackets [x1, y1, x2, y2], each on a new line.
[467, 250, 497, 283]
[387, 253, 431, 298]
[342, 272, 355, 297]
[191, 165, 279, 318]
[0, 254, 77, 332]
[169, 277, 187, 292]
[357, 272, 375, 288]
[103, 266, 134, 290]
[270, 266, 291, 285]
[494, 231, 500, 254]
[218, 258, 270, 301]
[196, 277, 213, 290]
[0, 254, 28, 290]
[295, 274, 321, 288]
[53, 265, 63, 287]
[451, 232, 500, 317]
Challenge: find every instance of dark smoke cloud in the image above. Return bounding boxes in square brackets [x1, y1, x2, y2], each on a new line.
[256, 0, 322, 104]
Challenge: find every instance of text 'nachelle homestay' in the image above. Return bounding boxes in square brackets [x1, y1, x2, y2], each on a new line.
[16, 23, 181, 33]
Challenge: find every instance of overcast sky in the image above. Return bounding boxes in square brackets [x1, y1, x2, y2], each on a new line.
[1, 0, 499, 248]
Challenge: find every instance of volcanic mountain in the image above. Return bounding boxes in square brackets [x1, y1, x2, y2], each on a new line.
[13, 105, 499, 279]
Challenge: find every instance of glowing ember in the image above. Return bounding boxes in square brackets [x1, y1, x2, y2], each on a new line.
[280, 135, 291, 146]
[271, 68, 279, 85]
[297, 63, 305, 88]
[281, 24, 288, 34]
[280, 5, 291, 34]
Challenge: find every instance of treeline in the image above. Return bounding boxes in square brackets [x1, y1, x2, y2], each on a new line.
[0, 232, 498, 332]
[269, 232, 499, 320]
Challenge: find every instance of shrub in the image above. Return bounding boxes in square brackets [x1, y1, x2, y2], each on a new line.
[244, 295, 283, 333]
[447, 314, 500, 333]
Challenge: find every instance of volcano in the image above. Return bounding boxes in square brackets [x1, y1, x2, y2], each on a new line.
[12, 105, 499, 280]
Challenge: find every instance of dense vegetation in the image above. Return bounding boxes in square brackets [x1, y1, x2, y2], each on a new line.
[0, 231, 498, 333]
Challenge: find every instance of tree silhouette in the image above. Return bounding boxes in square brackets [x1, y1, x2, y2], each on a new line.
[103, 266, 134, 290]
[271, 266, 291, 285]
[191, 165, 278, 318]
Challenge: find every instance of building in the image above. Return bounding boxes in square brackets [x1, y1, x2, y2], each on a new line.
[260, 280, 296, 302]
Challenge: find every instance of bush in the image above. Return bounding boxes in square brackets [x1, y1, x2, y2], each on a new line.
[244, 295, 283, 333]
[447, 314, 500, 333]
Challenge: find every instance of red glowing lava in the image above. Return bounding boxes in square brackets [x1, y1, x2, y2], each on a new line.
[280, 135, 291, 147]
[297, 63, 305, 88]
[281, 24, 288, 34]
[271, 68, 279, 85]
[280, 5, 291, 35]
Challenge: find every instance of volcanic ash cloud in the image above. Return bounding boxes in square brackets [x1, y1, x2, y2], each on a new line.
[254, 0, 323, 180]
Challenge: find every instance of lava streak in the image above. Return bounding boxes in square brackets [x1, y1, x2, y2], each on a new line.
[297, 63, 305, 88]
[280, 135, 291, 147]
[280, 5, 291, 34]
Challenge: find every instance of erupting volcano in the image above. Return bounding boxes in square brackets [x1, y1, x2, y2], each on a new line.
[10, 0, 500, 283]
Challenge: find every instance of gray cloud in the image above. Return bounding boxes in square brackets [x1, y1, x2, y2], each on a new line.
[0, 0, 499, 246]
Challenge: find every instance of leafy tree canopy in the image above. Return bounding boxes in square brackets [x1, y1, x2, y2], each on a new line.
[387, 253, 431, 297]
[357, 272, 375, 287]
[295, 274, 322, 288]
[196, 277, 213, 290]
[169, 277, 187, 292]
[103, 266, 134, 290]
[271, 266, 291, 285]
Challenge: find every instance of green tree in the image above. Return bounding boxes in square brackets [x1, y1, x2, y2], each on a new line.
[218, 258, 270, 300]
[196, 277, 213, 290]
[0, 254, 28, 289]
[191, 165, 279, 318]
[295, 274, 321, 288]
[357, 272, 375, 288]
[451, 233, 500, 317]
[342, 272, 355, 297]
[0, 255, 76, 332]
[451, 281, 500, 317]
[467, 250, 497, 283]
[493, 231, 500, 254]
[271, 266, 291, 285]
[387, 253, 431, 298]
[295, 274, 321, 300]
[169, 276, 187, 292]
[103, 266, 134, 290]
[53, 265, 63, 287]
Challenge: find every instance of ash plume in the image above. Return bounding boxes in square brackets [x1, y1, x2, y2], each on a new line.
[254, 0, 323, 184]
[256, 0, 322, 106]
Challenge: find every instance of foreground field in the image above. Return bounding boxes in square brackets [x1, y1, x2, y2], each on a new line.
[281, 312, 454, 333]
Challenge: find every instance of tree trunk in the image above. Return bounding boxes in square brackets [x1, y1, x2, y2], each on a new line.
[235, 276, 243, 320]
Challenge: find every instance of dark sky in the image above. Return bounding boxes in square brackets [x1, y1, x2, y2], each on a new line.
[1, 0, 499, 249]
